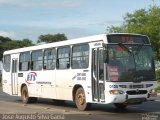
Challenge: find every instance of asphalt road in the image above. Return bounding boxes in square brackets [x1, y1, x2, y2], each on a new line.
[0, 87, 160, 120]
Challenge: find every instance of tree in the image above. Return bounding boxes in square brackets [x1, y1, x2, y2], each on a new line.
[107, 6, 160, 60]
[2, 39, 33, 50]
[21, 39, 34, 47]
[0, 37, 33, 60]
[0, 36, 12, 43]
[0, 36, 12, 60]
[37, 33, 68, 43]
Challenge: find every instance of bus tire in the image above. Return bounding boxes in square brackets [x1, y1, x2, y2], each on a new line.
[114, 103, 127, 109]
[21, 86, 37, 104]
[75, 87, 91, 111]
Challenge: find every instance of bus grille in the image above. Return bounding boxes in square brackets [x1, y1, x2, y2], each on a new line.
[126, 90, 147, 95]
[129, 84, 144, 89]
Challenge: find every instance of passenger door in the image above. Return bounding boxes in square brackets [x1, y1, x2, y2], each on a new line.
[11, 57, 18, 95]
[92, 48, 105, 102]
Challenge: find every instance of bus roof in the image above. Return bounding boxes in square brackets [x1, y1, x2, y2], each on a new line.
[3, 33, 149, 55]
[3, 34, 107, 55]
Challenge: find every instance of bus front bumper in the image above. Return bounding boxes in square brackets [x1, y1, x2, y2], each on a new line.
[105, 93, 157, 104]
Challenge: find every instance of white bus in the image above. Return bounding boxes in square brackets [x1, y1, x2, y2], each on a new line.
[2, 33, 158, 110]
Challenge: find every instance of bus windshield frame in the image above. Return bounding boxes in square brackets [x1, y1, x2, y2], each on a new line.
[106, 44, 156, 82]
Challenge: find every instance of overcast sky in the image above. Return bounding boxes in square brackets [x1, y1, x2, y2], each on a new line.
[0, 0, 160, 43]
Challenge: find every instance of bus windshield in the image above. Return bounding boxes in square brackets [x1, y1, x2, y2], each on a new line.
[107, 45, 156, 82]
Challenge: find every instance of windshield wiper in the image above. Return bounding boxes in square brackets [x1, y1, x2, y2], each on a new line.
[134, 44, 144, 55]
[118, 43, 132, 54]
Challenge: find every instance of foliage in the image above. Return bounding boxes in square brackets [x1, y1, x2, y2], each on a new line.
[107, 25, 125, 33]
[37, 33, 68, 43]
[0, 36, 12, 60]
[155, 70, 160, 93]
[0, 36, 12, 43]
[0, 36, 34, 60]
[156, 69, 160, 81]
[158, 82, 160, 93]
[107, 6, 160, 60]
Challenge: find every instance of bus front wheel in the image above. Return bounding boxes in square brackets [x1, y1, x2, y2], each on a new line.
[75, 87, 91, 111]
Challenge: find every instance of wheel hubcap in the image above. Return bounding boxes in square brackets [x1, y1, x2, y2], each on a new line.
[78, 93, 85, 105]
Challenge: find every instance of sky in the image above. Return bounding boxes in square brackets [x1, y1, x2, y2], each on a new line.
[0, 0, 160, 43]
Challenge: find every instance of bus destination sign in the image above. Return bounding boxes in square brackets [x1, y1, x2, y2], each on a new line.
[107, 34, 150, 44]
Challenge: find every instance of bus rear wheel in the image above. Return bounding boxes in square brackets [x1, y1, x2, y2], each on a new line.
[21, 86, 37, 104]
[75, 87, 91, 111]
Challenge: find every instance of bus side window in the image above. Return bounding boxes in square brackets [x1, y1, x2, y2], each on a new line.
[3, 55, 11, 72]
[44, 48, 56, 70]
[19, 52, 30, 71]
[57, 46, 70, 69]
[72, 44, 89, 69]
[31, 50, 43, 71]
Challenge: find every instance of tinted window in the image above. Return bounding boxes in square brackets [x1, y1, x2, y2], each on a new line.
[44, 48, 56, 70]
[72, 44, 89, 69]
[57, 46, 70, 69]
[31, 50, 43, 71]
[19, 52, 30, 71]
[3, 55, 11, 72]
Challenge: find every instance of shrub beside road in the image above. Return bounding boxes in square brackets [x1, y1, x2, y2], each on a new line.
[158, 82, 160, 93]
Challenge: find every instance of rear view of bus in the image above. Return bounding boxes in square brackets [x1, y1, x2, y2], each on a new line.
[102, 34, 157, 109]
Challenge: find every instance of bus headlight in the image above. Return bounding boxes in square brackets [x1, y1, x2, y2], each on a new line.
[109, 90, 124, 95]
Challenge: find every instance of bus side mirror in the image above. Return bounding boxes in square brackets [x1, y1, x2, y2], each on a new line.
[103, 50, 109, 63]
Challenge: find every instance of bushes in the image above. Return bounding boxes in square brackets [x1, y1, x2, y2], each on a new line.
[158, 82, 160, 93]
[156, 70, 160, 93]
[156, 69, 160, 81]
